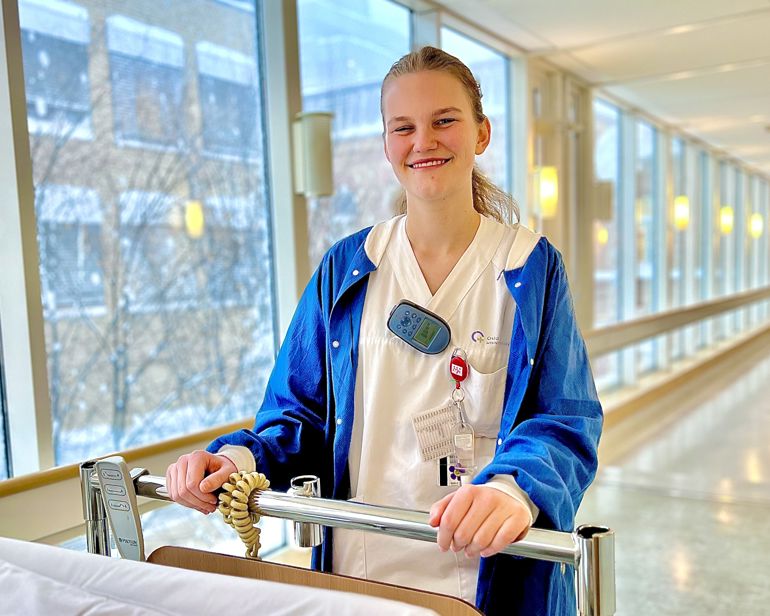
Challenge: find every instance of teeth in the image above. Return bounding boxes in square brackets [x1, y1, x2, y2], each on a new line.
[411, 159, 447, 169]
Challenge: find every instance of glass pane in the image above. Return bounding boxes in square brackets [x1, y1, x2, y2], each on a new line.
[635, 121, 656, 374]
[441, 27, 511, 193]
[716, 162, 735, 339]
[19, 0, 276, 466]
[592, 98, 620, 390]
[0, 325, 8, 479]
[593, 99, 619, 327]
[298, 0, 411, 268]
[668, 138, 685, 359]
[733, 169, 746, 332]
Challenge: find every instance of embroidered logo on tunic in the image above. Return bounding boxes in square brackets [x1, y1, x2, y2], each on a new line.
[471, 330, 508, 347]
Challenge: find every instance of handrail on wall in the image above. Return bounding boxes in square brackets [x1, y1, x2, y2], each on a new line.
[584, 284, 770, 357]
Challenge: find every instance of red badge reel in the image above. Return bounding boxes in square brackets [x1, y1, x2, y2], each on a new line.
[449, 354, 468, 390]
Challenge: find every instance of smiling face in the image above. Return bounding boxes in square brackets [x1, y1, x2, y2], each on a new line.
[381, 70, 490, 208]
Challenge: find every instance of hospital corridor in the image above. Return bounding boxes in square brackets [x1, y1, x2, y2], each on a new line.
[2, 0, 770, 615]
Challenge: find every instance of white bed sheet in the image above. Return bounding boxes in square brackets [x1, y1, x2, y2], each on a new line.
[0, 537, 439, 616]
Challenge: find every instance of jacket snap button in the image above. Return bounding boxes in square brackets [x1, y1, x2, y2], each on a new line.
[352, 269, 359, 276]
[332, 340, 340, 348]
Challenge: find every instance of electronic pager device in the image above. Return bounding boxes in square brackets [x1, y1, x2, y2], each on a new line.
[387, 300, 451, 354]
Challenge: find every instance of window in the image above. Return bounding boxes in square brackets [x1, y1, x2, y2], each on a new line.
[668, 139, 687, 358]
[107, 16, 185, 148]
[298, 0, 411, 267]
[20, 0, 276, 467]
[634, 120, 657, 374]
[591, 98, 621, 390]
[37, 185, 105, 312]
[19, 0, 92, 138]
[441, 27, 511, 193]
[593, 99, 620, 327]
[205, 196, 269, 307]
[119, 191, 199, 309]
[760, 180, 770, 320]
[197, 42, 259, 158]
[0, 328, 9, 479]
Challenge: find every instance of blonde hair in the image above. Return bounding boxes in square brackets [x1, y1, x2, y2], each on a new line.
[381, 46, 519, 224]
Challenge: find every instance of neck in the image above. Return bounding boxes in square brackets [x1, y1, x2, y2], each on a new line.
[404, 193, 480, 259]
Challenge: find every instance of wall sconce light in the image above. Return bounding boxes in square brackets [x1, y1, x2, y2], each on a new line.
[596, 223, 609, 246]
[185, 200, 205, 239]
[293, 111, 334, 198]
[749, 213, 764, 239]
[719, 206, 734, 235]
[673, 195, 690, 230]
[536, 166, 558, 219]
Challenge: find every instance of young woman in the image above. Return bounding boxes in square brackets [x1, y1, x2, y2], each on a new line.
[167, 47, 602, 616]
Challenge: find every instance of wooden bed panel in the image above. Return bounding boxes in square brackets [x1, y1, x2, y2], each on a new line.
[148, 546, 482, 616]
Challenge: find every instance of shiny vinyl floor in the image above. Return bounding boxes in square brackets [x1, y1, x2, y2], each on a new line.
[577, 352, 770, 615]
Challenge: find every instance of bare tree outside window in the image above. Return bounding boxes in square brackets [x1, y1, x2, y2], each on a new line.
[19, 0, 276, 467]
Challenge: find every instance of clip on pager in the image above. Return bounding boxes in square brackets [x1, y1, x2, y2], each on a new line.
[388, 300, 451, 355]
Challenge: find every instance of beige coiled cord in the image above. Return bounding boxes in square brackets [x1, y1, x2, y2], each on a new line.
[217, 471, 271, 559]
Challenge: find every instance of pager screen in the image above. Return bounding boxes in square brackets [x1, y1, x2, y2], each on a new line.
[412, 319, 440, 348]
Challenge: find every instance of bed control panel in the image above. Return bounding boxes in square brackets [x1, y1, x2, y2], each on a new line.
[95, 456, 146, 561]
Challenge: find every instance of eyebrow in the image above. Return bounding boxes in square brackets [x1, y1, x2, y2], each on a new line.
[386, 107, 464, 127]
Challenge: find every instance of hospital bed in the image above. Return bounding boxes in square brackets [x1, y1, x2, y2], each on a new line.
[0, 456, 617, 615]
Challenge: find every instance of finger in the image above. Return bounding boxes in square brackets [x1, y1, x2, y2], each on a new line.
[186, 456, 218, 510]
[200, 457, 236, 494]
[166, 464, 177, 503]
[429, 493, 454, 527]
[175, 457, 210, 513]
[437, 488, 474, 552]
[464, 509, 508, 558]
[450, 498, 495, 554]
[480, 515, 530, 558]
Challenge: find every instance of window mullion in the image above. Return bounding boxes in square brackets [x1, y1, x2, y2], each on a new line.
[261, 0, 308, 340]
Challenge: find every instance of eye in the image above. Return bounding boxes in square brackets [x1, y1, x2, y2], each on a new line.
[393, 125, 413, 133]
[435, 117, 456, 126]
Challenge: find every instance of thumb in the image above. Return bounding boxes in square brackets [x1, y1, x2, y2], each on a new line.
[200, 461, 235, 493]
[429, 493, 454, 527]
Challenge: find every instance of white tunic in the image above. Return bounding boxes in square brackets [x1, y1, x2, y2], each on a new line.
[333, 214, 535, 602]
[219, 214, 540, 602]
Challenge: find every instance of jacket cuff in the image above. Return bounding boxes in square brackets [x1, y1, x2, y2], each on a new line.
[483, 474, 539, 525]
[216, 445, 256, 473]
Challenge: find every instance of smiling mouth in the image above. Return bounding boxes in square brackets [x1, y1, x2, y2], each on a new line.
[407, 158, 451, 169]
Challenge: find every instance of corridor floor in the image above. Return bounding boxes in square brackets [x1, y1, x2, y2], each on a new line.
[577, 352, 770, 615]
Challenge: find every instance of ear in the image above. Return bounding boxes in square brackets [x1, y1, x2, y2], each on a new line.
[475, 116, 491, 155]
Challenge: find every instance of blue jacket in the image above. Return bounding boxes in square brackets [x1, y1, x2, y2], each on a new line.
[209, 225, 602, 615]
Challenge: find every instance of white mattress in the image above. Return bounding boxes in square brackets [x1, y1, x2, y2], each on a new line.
[0, 537, 439, 616]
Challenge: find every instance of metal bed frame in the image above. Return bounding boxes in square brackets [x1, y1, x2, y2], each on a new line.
[80, 459, 615, 615]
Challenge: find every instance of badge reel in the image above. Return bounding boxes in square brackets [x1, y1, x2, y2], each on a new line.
[447, 350, 476, 485]
[410, 348, 477, 486]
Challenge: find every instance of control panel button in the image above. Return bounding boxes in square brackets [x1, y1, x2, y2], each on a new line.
[108, 500, 130, 511]
[100, 469, 123, 481]
[105, 485, 127, 496]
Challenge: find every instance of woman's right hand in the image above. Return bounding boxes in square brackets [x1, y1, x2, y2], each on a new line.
[165, 450, 237, 514]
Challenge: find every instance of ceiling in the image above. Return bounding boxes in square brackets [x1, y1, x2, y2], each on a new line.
[436, 0, 770, 176]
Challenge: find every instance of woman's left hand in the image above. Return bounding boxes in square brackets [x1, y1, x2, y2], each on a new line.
[429, 484, 531, 558]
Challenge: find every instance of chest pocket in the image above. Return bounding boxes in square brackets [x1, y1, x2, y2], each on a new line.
[462, 347, 508, 437]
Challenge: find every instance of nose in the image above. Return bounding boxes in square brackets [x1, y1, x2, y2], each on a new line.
[413, 125, 438, 152]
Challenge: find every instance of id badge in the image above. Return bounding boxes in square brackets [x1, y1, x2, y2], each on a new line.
[411, 402, 458, 462]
